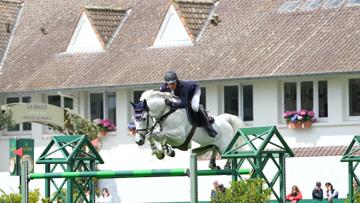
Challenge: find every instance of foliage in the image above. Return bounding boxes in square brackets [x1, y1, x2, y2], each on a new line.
[0, 188, 41, 203]
[345, 192, 360, 203]
[283, 110, 315, 123]
[51, 109, 100, 140]
[93, 119, 116, 132]
[211, 178, 271, 203]
[0, 105, 16, 131]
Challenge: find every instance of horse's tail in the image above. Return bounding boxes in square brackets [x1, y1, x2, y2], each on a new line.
[221, 113, 245, 135]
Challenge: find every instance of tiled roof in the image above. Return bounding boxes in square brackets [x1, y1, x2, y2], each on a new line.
[173, 0, 215, 41]
[84, 6, 128, 47]
[198, 146, 348, 161]
[0, 0, 360, 92]
[0, 0, 21, 66]
[292, 146, 348, 157]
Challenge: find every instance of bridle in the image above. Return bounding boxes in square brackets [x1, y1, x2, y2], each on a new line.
[132, 99, 176, 137]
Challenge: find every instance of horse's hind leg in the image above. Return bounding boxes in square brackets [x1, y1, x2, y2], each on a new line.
[224, 159, 231, 169]
[208, 146, 220, 169]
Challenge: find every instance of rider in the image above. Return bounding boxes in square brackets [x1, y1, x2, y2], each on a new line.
[159, 70, 217, 138]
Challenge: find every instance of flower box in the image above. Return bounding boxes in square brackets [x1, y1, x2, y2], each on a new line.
[284, 110, 314, 129]
[93, 119, 116, 135]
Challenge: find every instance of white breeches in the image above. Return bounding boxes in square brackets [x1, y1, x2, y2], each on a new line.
[191, 87, 201, 112]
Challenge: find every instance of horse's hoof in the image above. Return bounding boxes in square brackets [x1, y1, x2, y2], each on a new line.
[169, 150, 175, 157]
[136, 140, 145, 146]
[216, 166, 221, 170]
[208, 162, 217, 169]
[224, 165, 231, 170]
[156, 153, 165, 160]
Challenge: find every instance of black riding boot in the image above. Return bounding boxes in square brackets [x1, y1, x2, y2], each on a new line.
[197, 108, 217, 138]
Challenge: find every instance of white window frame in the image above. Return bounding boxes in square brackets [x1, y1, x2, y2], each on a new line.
[346, 77, 360, 120]
[281, 79, 328, 123]
[88, 91, 116, 121]
[222, 83, 254, 124]
[5, 95, 32, 134]
[240, 83, 254, 124]
[46, 94, 75, 133]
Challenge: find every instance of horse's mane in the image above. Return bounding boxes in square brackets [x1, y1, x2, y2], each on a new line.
[140, 89, 173, 101]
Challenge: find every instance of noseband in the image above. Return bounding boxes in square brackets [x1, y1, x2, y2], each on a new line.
[134, 110, 156, 137]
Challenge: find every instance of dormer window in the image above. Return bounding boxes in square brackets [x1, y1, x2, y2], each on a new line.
[153, 0, 218, 48]
[66, 6, 129, 53]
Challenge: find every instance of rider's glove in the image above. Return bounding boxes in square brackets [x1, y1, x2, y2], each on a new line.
[165, 99, 173, 107]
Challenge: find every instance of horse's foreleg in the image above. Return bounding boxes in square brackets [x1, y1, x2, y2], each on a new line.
[147, 135, 165, 160]
[157, 134, 175, 157]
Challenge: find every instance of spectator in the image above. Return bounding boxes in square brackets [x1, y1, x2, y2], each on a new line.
[97, 188, 112, 203]
[211, 180, 226, 199]
[325, 182, 338, 203]
[312, 181, 323, 201]
[286, 185, 303, 203]
[128, 121, 136, 136]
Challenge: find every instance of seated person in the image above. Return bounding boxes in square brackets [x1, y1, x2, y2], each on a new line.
[286, 185, 303, 203]
[312, 181, 323, 200]
[325, 182, 338, 202]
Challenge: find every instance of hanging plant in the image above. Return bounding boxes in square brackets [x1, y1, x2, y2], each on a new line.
[0, 105, 16, 131]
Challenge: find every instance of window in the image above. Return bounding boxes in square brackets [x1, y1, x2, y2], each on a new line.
[242, 85, 253, 121]
[133, 90, 144, 103]
[322, 0, 344, 8]
[89, 92, 117, 123]
[48, 95, 74, 110]
[107, 92, 116, 124]
[349, 79, 360, 116]
[301, 81, 314, 111]
[278, 1, 302, 12]
[300, 0, 322, 10]
[283, 80, 328, 118]
[318, 81, 328, 117]
[347, 0, 360, 6]
[90, 93, 104, 121]
[6, 96, 31, 132]
[224, 86, 239, 116]
[284, 82, 297, 111]
[200, 87, 206, 109]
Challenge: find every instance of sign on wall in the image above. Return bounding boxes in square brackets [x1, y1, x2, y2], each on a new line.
[8, 103, 65, 128]
[9, 138, 34, 176]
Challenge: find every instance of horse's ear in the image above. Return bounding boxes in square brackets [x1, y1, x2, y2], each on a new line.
[143, 99, 149, 111]
[130, 101, 135, 109]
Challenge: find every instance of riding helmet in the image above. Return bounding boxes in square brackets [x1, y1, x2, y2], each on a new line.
[164, 71, 178, 83]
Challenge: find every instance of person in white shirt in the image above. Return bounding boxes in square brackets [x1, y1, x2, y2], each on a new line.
[97, 188, 112, 203]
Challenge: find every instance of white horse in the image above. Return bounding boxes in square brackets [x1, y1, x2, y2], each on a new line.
[131, 90, 245, 169]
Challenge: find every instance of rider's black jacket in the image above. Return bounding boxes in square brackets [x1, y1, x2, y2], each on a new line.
[159, 80, 199, 109]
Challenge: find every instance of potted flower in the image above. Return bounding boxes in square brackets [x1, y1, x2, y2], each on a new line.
[283, 110, 314, 128]
[93, 119, 116, 137]
[298, 110, 314, 128]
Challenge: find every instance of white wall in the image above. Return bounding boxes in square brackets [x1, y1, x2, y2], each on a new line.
[1, 75, 360, 201]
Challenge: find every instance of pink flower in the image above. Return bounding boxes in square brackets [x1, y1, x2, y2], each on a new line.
[299, 110, 307, 116]
[308, 111, 314, 117]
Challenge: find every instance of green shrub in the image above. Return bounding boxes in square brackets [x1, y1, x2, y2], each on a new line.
[211, 178, 271, 203]
[345, 192, 360, 203]
[0, 188, 41, 203]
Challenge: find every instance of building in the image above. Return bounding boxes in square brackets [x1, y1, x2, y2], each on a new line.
[0, 0, 360, 201]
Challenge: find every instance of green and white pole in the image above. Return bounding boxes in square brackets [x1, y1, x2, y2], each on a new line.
[21, 160, 29, 203]
[190, 153, 198, 203]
